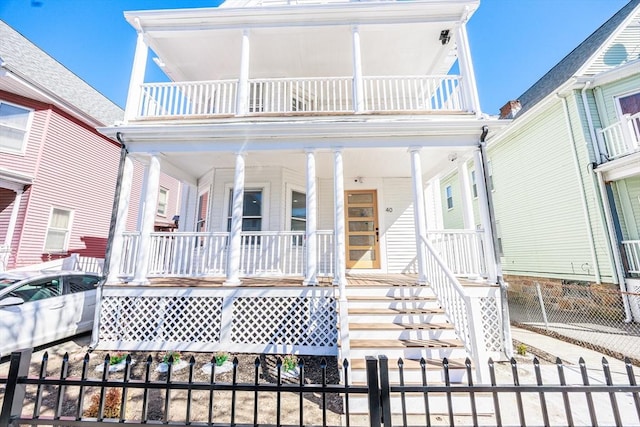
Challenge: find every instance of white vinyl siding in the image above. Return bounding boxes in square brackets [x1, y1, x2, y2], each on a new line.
[488, 98, 611, 282]
[585, 15, 640, 75]
[44, 208, 73, 253]
[0, 101, 32, 154]
[382, 178, 417, 274]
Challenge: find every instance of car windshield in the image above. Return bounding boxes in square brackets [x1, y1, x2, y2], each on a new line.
[0, 278, 21, 297]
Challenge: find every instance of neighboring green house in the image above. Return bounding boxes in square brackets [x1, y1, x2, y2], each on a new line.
[439, 0, 640, 322]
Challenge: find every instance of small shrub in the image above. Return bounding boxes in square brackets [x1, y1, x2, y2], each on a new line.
[162, 351, 181, 364]
[109, 352, 126, 365]
[214, 351, 229, 366]
[84, 388, 122, 418]
[516, 343, 527, 356]
[282, 354, 298, 372]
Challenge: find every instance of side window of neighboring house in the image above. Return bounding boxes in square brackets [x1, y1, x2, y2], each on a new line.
[618, 91, 640, 140]
[227, 189, 263, 232]
[487, 161, 495, 191]
[445, 185, 454, 210]
[157, 187, 169, 216]
[0, 101, 32, 154]
[44, 208, 73, 253]
[471, 170, 478, 198]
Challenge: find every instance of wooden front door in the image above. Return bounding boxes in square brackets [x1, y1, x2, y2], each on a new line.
[345, 190, 381, 269]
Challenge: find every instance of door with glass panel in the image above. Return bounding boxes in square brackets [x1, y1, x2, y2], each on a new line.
[345, 190, 380, 269]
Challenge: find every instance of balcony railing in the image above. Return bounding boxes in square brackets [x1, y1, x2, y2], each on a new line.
[597, 113, 640, 160]
[426, 230, 487, 278]
[120, 230, 334, 278]
[135, 75, 465, 119]
[622, 240, 640, 276]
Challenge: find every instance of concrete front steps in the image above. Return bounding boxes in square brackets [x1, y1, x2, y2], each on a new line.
[341, 278, 476, 415]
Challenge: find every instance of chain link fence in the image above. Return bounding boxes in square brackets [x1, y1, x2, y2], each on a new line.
[507, 279, 640, 364]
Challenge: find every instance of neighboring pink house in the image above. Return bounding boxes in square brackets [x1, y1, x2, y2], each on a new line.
[0, 20, 181, 271]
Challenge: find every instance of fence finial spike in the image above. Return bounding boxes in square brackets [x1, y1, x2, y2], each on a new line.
[83, 352, 90, 363]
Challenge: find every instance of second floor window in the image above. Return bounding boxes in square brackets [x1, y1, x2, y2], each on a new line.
[44, 208, 72, 253]
[0, 101, 31, 154]
[227, 189, 262, 232]
[471, 170, 478, 198]
[445, 185, 453, 210]
[157, 187, 169, 216]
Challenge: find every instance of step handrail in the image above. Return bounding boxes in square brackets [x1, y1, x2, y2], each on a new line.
[420, 235, 485, 380]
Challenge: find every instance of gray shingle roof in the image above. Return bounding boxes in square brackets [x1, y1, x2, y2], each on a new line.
[516, 0, 640, 117]
[0, 20, 123, 126]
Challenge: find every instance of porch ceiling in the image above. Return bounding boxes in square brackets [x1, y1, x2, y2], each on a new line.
[135, 146, 476, 184]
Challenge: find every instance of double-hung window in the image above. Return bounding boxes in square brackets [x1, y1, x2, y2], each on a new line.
[445, 185, 454, 210]
[44, 208, 73, 253]
[227, 189, 262, 232]
[0, 101, 31, 154]
[157, 187, 169, 216]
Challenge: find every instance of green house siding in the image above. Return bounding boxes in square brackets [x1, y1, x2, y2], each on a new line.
[488, 99, 612, 282]
[613, 176, 640, 241]
[440, 172, 464, 229]
[595, 74, 640, 128]
[585, 14, 640, 75]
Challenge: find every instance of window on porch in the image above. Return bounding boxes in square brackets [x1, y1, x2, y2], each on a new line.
[227, 189, 263, 232]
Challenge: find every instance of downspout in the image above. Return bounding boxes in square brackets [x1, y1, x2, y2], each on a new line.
[559, 94, 602, 283]
[89, 132, 128, 350]
[478, 125, 513, 358]
[594, 168, 633, 322]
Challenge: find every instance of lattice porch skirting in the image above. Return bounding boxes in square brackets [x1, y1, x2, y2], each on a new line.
[96, 286, 338, 355]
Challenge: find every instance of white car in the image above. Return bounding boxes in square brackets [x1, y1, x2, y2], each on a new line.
[0, 270, 103, 357]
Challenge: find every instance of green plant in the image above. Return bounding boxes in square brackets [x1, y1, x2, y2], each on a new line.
[109, 352, 126, 365]
[162, 351, 181, 365]
[282, 354, 298, 373]
[516, 343, 528, 356]
[214, 351, 229, 367]
[84, 388, 122, 418]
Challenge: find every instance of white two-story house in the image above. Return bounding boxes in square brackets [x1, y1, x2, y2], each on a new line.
[95, 0, 511, 384]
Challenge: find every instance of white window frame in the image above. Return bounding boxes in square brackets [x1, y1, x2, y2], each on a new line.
[614, 90, 640, 118]
[157, 187, 169, 217]
[43, 207, 74, 253]
[445, 185, 454, 210]
[224, 183, 269, 232]
[471, 170, 478, 199]
[0, 100, 33, 155]
[487, 161, 495, 192]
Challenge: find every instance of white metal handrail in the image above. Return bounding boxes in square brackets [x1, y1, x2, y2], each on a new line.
[426, 230, 487, 277]
[597, 113, 640, 160]
[622, 240, 640, 275]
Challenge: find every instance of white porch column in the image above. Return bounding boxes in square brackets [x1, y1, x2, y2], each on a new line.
[425, 177, 444, 230]
[124, 26, 149, 122]
[410, 147, 428, 284]
[458, 160, 475, 229]
[178, 183, 198, 232]
[236, 30, 250, 116]
[133, 154, 161, 284]
[225, 152, 246, 285]
[107, 156, 134, 283]
[3, 189, 23, 248]
[351, 25, 364, 113]
[455, 23, 481, 115]
[333, 149, 347, 291]
[304, 150, 318, 286]
[473, 149, 498, 282]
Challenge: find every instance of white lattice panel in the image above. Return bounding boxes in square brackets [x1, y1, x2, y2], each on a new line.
[231, 296, 337, 346]
[480, 297, 503, 352]
[99, 296, 223, 343]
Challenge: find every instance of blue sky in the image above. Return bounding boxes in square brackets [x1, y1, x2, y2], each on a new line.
[0, 0, 631, 115]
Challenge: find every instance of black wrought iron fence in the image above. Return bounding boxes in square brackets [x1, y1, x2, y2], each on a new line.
[1, 350, 639, 427]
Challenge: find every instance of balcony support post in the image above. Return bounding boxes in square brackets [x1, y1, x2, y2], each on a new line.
[225, 152, 246, 285]
[124, 24, 149, 122]
[133, 154, 161, 285]
[332, 148, 347, 292]
[304, 149, 318, 286]
[236, 30, 250, 116]
[3, 189, 23, 249]
[473, 148, 497, 283]
[178, 183, 198, 232]
[455, 22, 481, 115]
[409, 147, 428, 285]
[107, 155, 134, 283]
[352, 25, 364, 113]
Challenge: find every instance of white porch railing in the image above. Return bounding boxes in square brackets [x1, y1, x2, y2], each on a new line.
[426, 230, 487, 278]
[421, 236, 505, 382]
[119, 230, 335, 278]
[135, 75, 467, 119]
[597, 113, 640, 160]
[623, 240, 640, 275]
[362, 75, 462, 112]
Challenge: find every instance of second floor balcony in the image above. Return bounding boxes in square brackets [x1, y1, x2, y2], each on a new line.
[597, 112, 640, 160]
[134, 74, 466, 119]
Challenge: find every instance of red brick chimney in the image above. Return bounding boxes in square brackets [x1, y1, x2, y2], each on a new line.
[499, 100, 521, 119]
